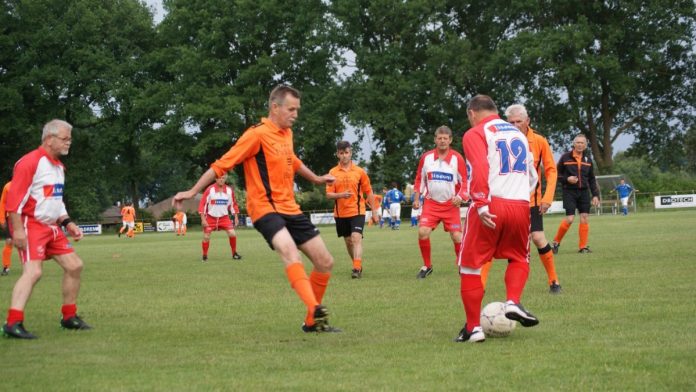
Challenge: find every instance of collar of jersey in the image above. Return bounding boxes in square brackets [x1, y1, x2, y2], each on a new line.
[38, 146, 64, 167]
[262, 117, 289, 133]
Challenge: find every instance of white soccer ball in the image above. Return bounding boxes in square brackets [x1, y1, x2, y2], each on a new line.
[480, 301, 516, 337]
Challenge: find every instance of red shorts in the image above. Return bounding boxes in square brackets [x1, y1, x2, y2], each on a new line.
[457, 198, 530, 269]
[419, 200, 462, 232]
[203, 215, 234, 234]
[15, 218, 74, 262]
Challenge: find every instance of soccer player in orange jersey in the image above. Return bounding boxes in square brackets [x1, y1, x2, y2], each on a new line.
[480, 104, 562, 294]
[326, 140, 379, 279]
[173, 210, 187, 236]
[118, 202, 136, 238]
[0, 181, 13, 276]
[173, 85, 340, 333]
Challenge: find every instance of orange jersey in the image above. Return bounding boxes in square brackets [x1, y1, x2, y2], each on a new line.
[374, 194, 383, 207]
[120, 206, 136, 222]
[326, 162, 373, 217]
[0, 181, 10, 225]
[525, 127, 557, 207]
[173, 211, 185, 223]
[210, 117, 303, 222]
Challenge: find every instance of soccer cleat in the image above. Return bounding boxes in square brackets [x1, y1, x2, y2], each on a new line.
[1, 267, 9, 276]
[60, 315, 92, 330]
[551, 241, 560, 254]
[302, 305, 342, 333]
[504, 302, 539, 327]
[232, 252, 242, 260]
[416, 267, 433, 279]
[549, 281, 562, 294]
[351, 269, 362, 279]
[3, 322, 37, 339]
[578, 247, 592, 254]
[454, 324, 485, 343]
[201, 255, 208, 262]
[117, 232, 121, 238]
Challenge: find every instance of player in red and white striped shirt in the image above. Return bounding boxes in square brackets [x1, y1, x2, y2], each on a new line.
[198, 173, 242, 262]
[454, 95, 539, 343]
[3, 119, 91, 339]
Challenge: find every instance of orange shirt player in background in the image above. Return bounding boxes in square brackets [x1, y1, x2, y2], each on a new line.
[173, 210, 187, 236]
[0, 181, 13, 276]
[326, 140, 379, 279]
[119, 202, 136, 238]
[173, 85, 341, 333]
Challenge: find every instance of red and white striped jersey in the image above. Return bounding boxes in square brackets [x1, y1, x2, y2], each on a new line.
[414, 149, 468, 204]
[6, 147, 68, 225]
[198, 184, 239, 218]
[463, 115, 538, 214]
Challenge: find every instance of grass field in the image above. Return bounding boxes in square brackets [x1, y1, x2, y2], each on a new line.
[1, 210, 695, 391]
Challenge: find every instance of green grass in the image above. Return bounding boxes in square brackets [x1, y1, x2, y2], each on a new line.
[1, 210, 695, 391]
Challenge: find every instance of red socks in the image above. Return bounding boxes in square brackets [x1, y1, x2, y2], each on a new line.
[229, 236, 237, 253]
[419, 239, 432, 268]
[504, 262, 529, 304]
[460, 274, 484, 330]
[61, 304, 77, 320]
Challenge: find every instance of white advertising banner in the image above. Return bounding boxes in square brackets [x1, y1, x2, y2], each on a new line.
[654, 194, 696, 209]
[156, 221, 175, 232]
[310, 213, 336, 225]
[78, 224, 102, 235]
[546, 201, 566, 214]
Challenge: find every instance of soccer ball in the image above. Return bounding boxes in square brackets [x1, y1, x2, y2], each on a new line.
[480, 301, 516, 337]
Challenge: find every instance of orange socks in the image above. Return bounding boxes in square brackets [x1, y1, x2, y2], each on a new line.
[554, 220, 571, 244]
[480, 260, 493, 290]
[538, 246, 559, 285]
[352, 258, 362, 271]
[309, 270, 331, 304]
[285, 263, 319, 325]
[579, 223, 589, 249]
[2, 243, 11, 268]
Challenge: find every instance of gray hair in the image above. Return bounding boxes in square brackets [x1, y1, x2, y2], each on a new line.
[505, 104, 528, 119]
[435, 125, 452, 137]
[42, 119, 73, 141]
[268, 85, 301, 110]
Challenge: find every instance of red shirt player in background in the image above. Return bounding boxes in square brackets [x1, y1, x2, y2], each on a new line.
[1, 181, 13, 276]
[3, 119, 91, 339]
[455, 95, 539, 343]
[412, 125, 468, 279]
[198, 173, 242, 262]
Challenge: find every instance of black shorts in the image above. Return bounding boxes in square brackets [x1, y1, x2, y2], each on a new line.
[0, 224, 10, 240]
[253, 213, 320, 250]
[562, 188, 591, 215]
[530, 206, 544, 232]
[335, 215, 365, 238]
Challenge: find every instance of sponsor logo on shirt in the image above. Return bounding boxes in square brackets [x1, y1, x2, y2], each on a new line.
[490, 123, 519, 133]
[43, 184, 64, 197]
[428, 171, 454, 182]
[213, 199, 228, 205]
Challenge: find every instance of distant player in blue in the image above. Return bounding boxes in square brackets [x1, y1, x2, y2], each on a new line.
[611, 179, 638, 215]
[380, 187, 391, 228]
[410, 193, 424, 226]
[386, 182, 405, 229]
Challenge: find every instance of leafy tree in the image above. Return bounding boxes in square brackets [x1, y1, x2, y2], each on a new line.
[499, 1, 696, 173]
[159, 0, 344, 182]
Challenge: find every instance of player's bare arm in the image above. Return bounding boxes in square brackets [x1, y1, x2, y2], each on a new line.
[297, 163, 335, 185]
[412, 192, 421, 210]
[539, 202, 551, 214]
[479, 210, 497, 229]
[8, 212, 26, 250]
[173, 168, 217, 207]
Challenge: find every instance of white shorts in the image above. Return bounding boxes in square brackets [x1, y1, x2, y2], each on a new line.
[382, 208, 391, 218]
[389, 203, 401, 219]
[620, 197, 629, 207]
[122, 220, 135, 229]
[411, 207, 422, 218]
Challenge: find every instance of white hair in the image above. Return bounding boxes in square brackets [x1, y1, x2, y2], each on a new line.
[504, 104, 529, 120]
[41, 119, 73, 141]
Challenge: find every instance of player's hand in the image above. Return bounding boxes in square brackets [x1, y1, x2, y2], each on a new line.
[343, 192, 352, 199]
[67, 223, 84, 242]
[234, 216, 239, 227]
[479, 210, 497, 229]
[567, 176, 578, 184]
[317, 174, 335, 185]
[592, 196, 600, 207]
[412, 199, 420, 210]
[371, 214, 380, 224]
[12, 229, 27, 250]
[172, 190, 195, 209]
[451, 196, 463, 207]
[539, 202, 551, 214]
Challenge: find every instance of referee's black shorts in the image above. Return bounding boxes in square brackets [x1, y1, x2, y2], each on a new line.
[562, 188, 591, 215]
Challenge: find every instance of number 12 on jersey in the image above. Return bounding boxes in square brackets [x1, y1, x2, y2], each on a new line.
[495, 138, 527, 174]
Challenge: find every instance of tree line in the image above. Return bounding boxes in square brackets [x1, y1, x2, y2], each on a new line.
[1, 0, 695, 220]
